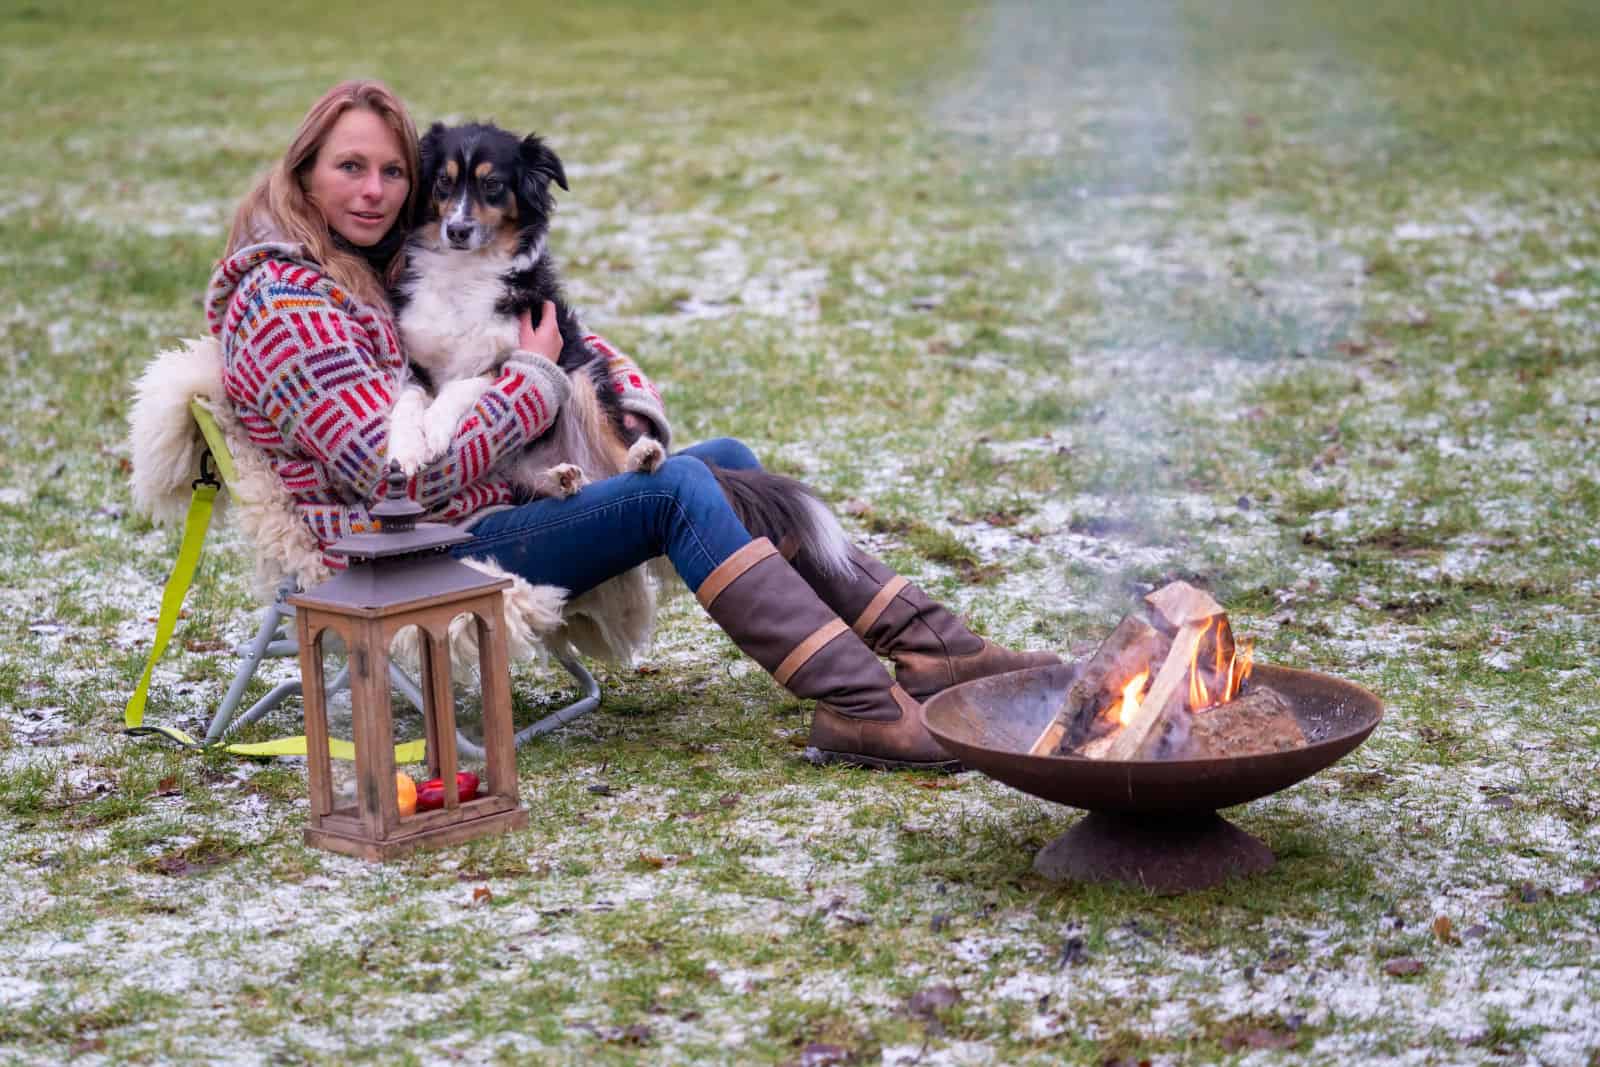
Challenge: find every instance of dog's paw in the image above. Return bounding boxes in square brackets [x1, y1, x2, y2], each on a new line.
[422, 411, 461, 464]
[536, 463, 588, 499]
[388, 420, 429, 475]
[626, 436, 666, 474]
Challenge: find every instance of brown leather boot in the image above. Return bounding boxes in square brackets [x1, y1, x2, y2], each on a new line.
[697, 539, 959, 771]
[790, 542, 1060, 701]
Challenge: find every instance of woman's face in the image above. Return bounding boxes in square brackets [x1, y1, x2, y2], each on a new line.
[304, 108, 409, 247]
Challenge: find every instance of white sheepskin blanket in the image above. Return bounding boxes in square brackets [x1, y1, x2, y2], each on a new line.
[126, 337, 657, 672]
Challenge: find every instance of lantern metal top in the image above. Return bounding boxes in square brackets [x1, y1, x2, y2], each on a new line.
[326, 462, 471, 563]
[288, 463, 507, 617]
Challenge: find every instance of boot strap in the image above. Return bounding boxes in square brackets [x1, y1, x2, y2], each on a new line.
[774, 618, 849, 687]
[696, 538, 778, 610]
[851, 576, 909, 637]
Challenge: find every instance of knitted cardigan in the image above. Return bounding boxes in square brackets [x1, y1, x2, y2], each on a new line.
[206, 241, 671, 568]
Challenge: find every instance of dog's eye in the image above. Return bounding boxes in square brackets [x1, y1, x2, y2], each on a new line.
[433, 175, 452, 195]
[481, 178, 503, 197]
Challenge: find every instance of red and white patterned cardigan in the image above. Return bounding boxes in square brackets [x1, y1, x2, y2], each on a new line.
[206, 242, 670, 566]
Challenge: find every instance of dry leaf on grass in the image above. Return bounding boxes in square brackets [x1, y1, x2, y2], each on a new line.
[907, 984, 960, 1018]
[783, 1042, 852, 1067]
[1221, 1027, 1298, 1051]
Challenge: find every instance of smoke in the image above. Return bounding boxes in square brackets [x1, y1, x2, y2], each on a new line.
[931, 1, 1368, 549]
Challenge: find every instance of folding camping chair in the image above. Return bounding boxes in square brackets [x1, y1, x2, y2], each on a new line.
[189, 400, 602, 758]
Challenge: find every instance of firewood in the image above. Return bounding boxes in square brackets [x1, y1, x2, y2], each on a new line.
[1144, 580, 1223, 634]
[1172, 686, 1303, 759]
[1026, 614, 1168, 756]
[1101, 616, 1210, 760]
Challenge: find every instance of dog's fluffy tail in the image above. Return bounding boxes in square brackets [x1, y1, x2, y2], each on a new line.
[711, 467, 852, 577]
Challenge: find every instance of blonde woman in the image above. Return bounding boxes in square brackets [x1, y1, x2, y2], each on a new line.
[208, 80, 1055, 770]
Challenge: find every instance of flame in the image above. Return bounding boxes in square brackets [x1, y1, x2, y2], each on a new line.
[1181, 615, 1258, 712]
[1187, 616, 1215, 710]
[1225, 639, 1254, 701]
[1111, 669, 1149, 726]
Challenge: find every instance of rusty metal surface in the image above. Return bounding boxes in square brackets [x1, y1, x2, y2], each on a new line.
[923, 664, 1382, 816]
[1032, 812, 1276, 894]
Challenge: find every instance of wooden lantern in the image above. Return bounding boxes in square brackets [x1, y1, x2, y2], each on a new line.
[288, 464, 528, 861]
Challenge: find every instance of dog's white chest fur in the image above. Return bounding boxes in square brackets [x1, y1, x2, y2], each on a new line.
[397, 245, 519, 379]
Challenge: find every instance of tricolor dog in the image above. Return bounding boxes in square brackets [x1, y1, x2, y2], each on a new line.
[388, 121, 848, 572]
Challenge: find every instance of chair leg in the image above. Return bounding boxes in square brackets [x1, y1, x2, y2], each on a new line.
[209, 585, 607, 755]
[515, 646, 601, 745]
[207, 597, 292, 743]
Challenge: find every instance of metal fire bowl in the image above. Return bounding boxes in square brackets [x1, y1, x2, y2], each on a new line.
[922, 663, 1383, 892]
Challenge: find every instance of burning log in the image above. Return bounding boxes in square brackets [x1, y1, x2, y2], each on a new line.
[1026, 615, 1169, 756]
[1102, 582, 1221, 761]
[1101, 617, 1209, 760]
[1137, 686, 1305, 760]
[1025, 579, 1295, 761]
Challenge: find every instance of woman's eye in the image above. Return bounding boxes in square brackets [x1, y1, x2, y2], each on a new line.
[384, 166, 405, 180]
[340, 161, 361, 174]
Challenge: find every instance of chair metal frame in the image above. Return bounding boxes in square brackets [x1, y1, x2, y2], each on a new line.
[192, 401, 601, 757]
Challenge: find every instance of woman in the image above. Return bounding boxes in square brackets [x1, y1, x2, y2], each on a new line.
[208, 80, 1056, 771]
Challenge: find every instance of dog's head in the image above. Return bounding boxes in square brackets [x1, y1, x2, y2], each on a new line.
[414, 122, 568, 254]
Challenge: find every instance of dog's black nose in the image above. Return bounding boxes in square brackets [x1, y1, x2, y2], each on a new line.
[445, 222, 473, 246]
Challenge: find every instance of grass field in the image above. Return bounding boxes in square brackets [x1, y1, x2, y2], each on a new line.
[2, 1, 1599, 1063]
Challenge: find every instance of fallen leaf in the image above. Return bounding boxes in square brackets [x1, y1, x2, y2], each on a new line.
[1432, 915, 1459, 944]
[1221, 1027, 1298, 1051]
[914, 778, 963, 791]
[153, 776, 182, 797]
[906, 984, 961, 1018]
[789, 1043, 853, 1067]
[587, 784, 615, 797]
[638, 853, 669, 869]
[592, 1023, 652, 1045]
[1383, 957, 1425, 977]
[471, 886, 493, 906]
[1057, 936, 1087, 968]
[1261, 949, 1295, 974]
[184, 638, 228, 653]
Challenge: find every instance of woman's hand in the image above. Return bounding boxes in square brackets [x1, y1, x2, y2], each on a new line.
[517, 301, 562, 362]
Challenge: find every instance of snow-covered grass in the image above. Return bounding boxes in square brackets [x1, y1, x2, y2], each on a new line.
[2, 0, 1598, 1063]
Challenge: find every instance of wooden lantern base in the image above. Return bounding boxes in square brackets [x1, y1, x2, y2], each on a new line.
[305, 794, 530, 861]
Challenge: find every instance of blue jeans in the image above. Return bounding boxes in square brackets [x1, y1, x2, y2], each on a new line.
[456, 438, 764, 598]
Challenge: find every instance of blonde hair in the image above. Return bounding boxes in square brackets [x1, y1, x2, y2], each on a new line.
[226, 80, 420, 308]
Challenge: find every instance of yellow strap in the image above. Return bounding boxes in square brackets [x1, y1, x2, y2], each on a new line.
[189, 400, 238, 488]
[127, 724, 426, 763]
[124, 482, 218, 732]
[123, 479, 424, 764]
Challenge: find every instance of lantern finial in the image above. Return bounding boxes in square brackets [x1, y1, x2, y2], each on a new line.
[370, 461, 424, 532]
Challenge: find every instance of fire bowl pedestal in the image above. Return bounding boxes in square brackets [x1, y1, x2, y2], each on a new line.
[922, 664, 1382, 894]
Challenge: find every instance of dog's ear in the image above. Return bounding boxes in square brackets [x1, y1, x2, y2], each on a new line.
[518, 133, 569, 197]
[412, 123, 448, 225]
[418, 122, 447, 186]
